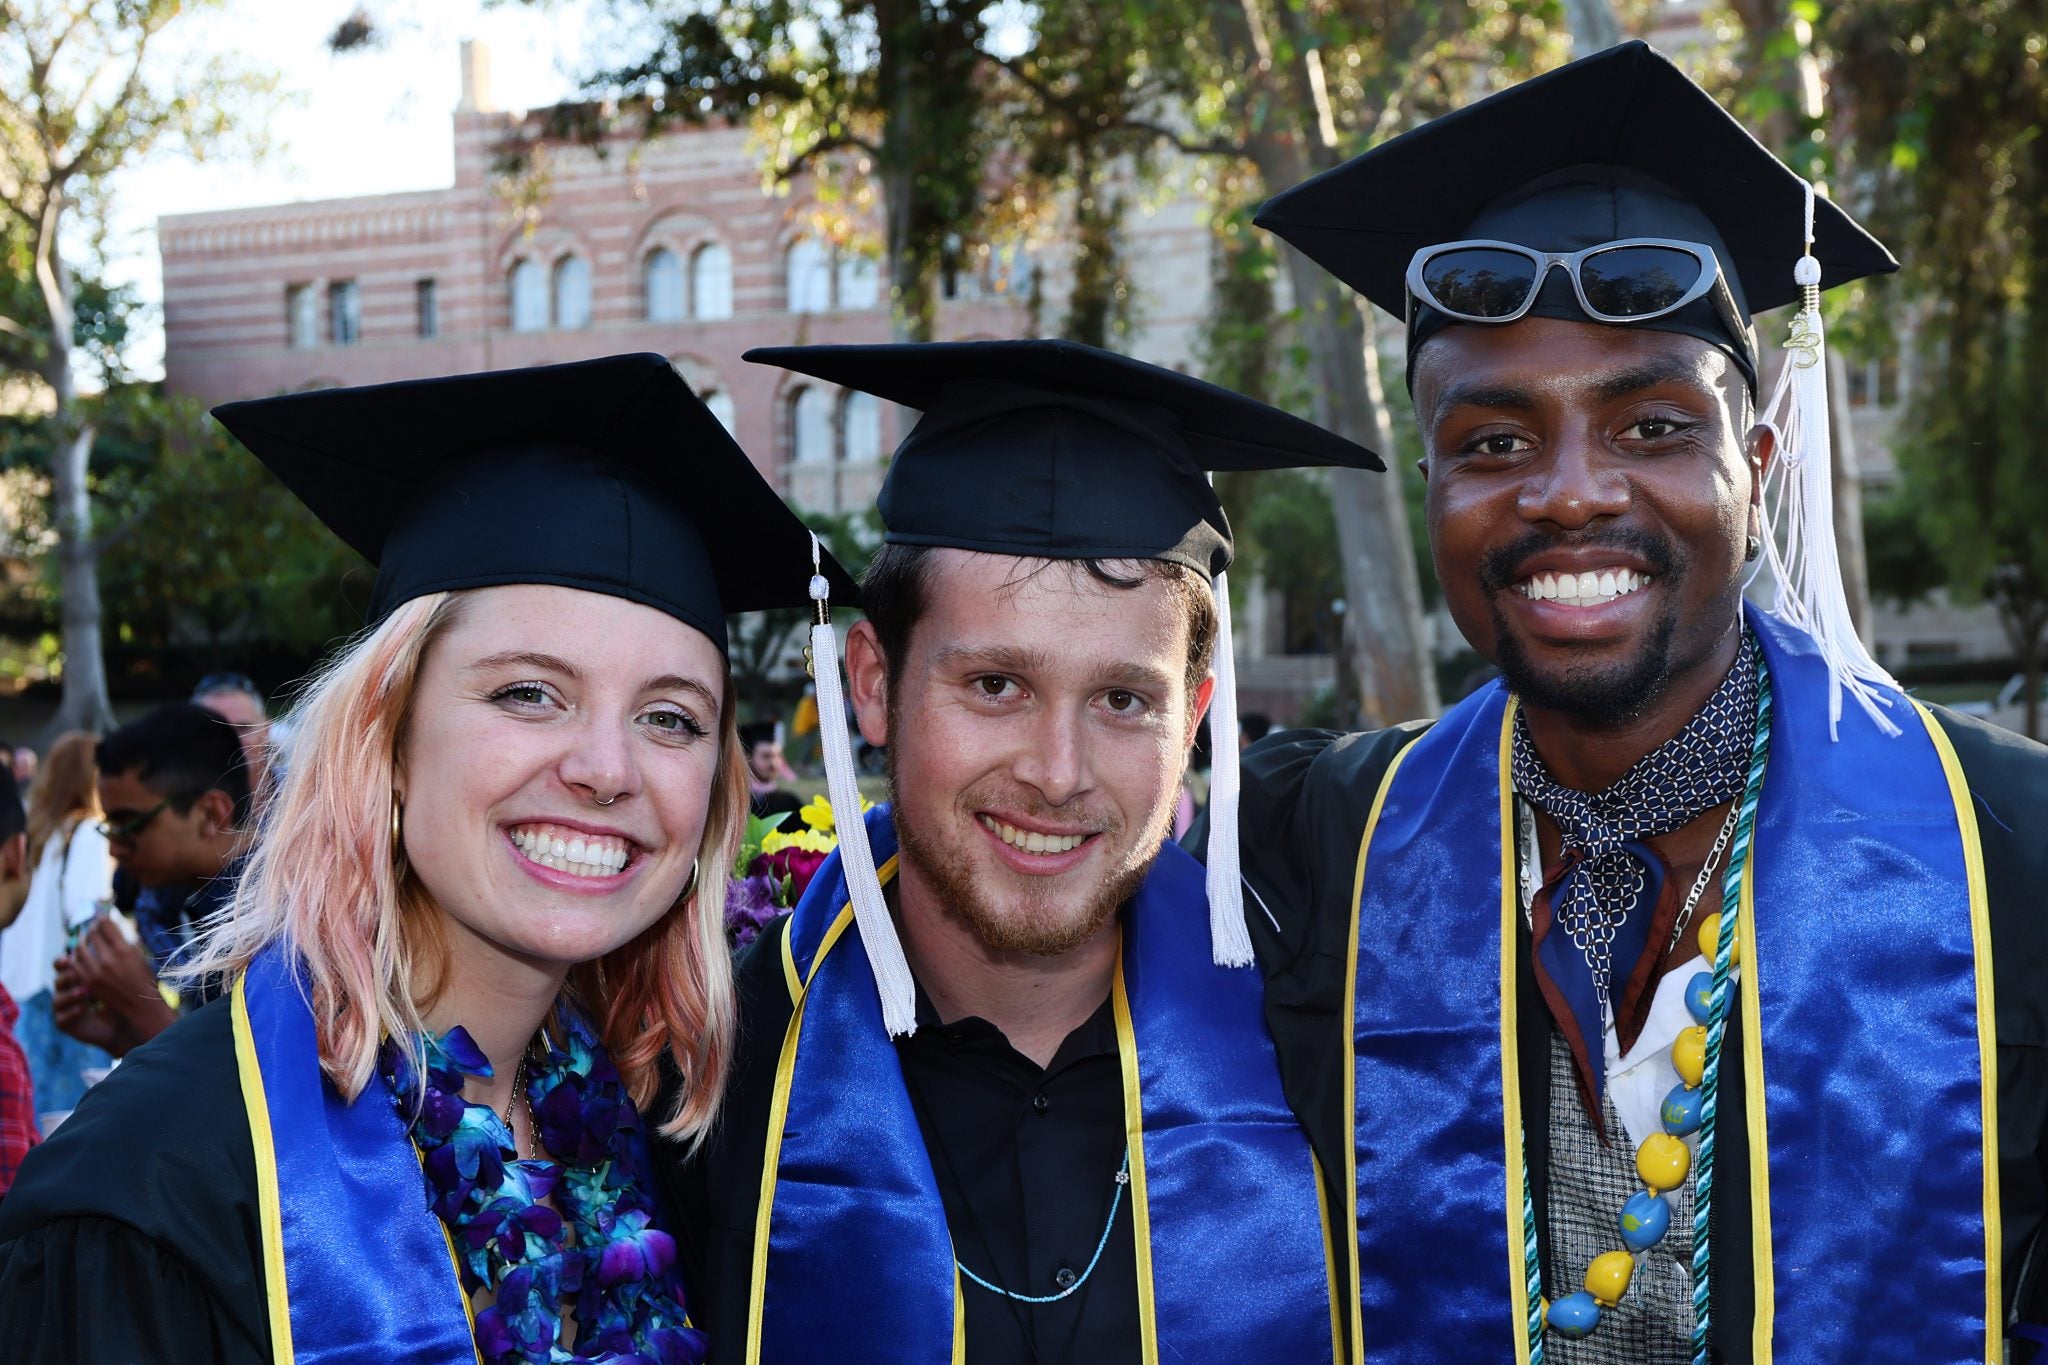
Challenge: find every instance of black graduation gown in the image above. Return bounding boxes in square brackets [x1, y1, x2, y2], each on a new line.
[0, 998, 270, 1362]
[1230, 706, 2048, 1364]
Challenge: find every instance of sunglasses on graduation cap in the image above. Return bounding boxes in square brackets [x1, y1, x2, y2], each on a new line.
[1406, 237, 1747, 343]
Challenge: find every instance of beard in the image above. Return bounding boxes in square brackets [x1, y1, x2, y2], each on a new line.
[1477, 525, 1688, 725]
[885, 720, 1167, 959]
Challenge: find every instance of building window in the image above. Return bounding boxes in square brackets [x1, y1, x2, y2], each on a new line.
[835, 253, 881, 311]
[703, 389, 737, 435]
[416, 279, 439, 339]
[553, 255, 592, 329]
[692, 243, 733, 320]
[841, 390, 881, 462]
[329, 280, 360, 346]
[786, 240, 831, 314]
[287, 284, 319, 349]
[510, 259, 547, 332]
[644, 248, 684, 323]
[790, 386, 833, 463]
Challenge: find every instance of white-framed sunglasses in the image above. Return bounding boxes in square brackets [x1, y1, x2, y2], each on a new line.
[1406, 237, 1747, 343]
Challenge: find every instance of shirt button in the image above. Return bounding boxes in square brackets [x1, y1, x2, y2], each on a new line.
[1031, 1092, 1050, 1115]
[1053, 1266, 1078, 1290]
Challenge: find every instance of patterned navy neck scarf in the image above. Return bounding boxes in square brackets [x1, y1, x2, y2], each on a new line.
[1511, 633, 1761, 1113]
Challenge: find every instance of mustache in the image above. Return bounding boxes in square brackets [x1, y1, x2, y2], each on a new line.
[1478, 525, 1682, 594]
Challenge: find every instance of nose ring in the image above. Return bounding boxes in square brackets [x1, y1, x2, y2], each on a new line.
[594, 794, 618, 806]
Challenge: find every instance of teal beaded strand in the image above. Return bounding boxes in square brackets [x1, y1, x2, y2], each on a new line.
[1523, 1132, 1546, 1363]
[1689, 667, 1773, 1365]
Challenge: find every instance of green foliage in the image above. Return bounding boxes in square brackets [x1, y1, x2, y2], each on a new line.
[2, 389, 368, 663]
[1823, 0, 2048, 676]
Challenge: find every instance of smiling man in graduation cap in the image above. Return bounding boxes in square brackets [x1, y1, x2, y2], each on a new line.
[1237, 39, 2048, 1365]
[659, 338, 1378, 1364]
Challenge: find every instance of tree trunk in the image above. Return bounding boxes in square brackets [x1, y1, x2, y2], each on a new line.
[39, 216, 116, 735]
[1825, 346, 1872, 638]
[1226, 0, 1439, 724]
[1268, 237, 1438, 724]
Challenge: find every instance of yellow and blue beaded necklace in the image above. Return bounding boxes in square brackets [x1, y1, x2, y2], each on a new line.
[1524, 658, 1772, 1363]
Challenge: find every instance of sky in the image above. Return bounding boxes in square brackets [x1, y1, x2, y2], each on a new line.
[109, 0, 600, 378]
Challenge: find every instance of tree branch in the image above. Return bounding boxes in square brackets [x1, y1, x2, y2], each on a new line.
[774, 132, 881, 181]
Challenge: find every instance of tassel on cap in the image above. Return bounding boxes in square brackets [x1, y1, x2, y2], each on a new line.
[1752, 182, 1902, 738]
[807, 532, 919, 1035]
[1204, 569, 1254, 969]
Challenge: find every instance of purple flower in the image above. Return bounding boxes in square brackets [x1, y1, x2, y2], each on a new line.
[596, 1209, 676, 1287]
[725, 870, 785, 948]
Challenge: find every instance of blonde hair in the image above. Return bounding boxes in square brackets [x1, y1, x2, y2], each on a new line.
[182, 591, 743, 1145]
[25, 731, 101, 867]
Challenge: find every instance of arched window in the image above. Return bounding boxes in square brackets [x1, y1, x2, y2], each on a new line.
[644, 248, 684, 323]
[553, 254, 592, 329]
[790, 386, 833, 463]
[692, 243, 733, 320]
[786, 239, 831, 314]
[509, 259, 547, 332]
[840, 390, 881, 462]
[703, 389, 737, 435]
[835, 253, 881, 311]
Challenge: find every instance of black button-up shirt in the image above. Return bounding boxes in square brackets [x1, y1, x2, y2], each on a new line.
[898, 991, 1140, 1365]
[661, 915, 1145, 1364]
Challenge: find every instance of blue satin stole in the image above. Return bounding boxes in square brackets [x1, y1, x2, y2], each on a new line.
[1346, 608, 1997, 1363]
[752, 806, 1336, 1365]
[232, 942, 481, 1363]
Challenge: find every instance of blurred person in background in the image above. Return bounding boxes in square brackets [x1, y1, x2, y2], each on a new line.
[741, 719, 801, 824]
[5, 741, 35, 797]
[53, 703, 253, 1057]
[193, 672, 273, 797]
[0, 764, 39, 1196]
[0, 732, 114, 1112]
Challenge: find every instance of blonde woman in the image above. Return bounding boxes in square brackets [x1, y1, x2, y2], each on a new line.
[0, 355, 853, 1365]
[0, 731, 113, 1113]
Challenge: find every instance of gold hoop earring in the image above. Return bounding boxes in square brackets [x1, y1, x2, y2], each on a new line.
[389, 794, 405, 866]
[680, 857, 699, 903]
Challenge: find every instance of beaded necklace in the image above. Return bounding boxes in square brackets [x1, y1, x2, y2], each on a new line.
[1523, 660, 1772, 1363]
[378, 1010, 708, 1365]
[956, 1148, 1132, 1303]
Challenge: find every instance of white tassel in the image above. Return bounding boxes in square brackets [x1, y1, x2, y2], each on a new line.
[1204, 569, 1254, 967]
[1751, 183, 1902, 739]
[806, 534, 919, 1035]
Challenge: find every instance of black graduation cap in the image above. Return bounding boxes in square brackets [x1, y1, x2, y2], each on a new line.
[1255, 40, 1897, 385]
[212, 353, 856, 654]
[743, 339, 1382, 579]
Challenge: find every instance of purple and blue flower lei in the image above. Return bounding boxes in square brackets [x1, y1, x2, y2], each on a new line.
[378, 1010, 708, 1365]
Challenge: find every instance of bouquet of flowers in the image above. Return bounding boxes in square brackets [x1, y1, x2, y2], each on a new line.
[724, 795, 862, 949]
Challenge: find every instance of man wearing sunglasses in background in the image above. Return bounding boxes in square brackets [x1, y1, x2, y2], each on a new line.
[53, 704, 254, 1058]
[1232, 42, 2048, 1362]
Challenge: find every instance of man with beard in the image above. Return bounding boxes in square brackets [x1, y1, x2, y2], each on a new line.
[658, 340, 1379, 1364]
[1233, 42, 2048, 1363]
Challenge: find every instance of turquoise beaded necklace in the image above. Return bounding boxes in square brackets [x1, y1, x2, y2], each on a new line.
[955, 1148, 1131, 1303]
[1523, 663, 1772, 1363]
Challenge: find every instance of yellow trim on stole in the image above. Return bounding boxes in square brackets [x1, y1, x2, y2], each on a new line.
[1913, 701, 2003, 1360]
[231, 974, 296, 1365]
[745, 858, 939, 1365]
[1344, 734, 1424, 1365]
[1494, 701, 1535, 1365]
[1312, 1148, 1343, 1362]
[1735, 796, 1775, 1360]
[1111, 936, 1162, 1365]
